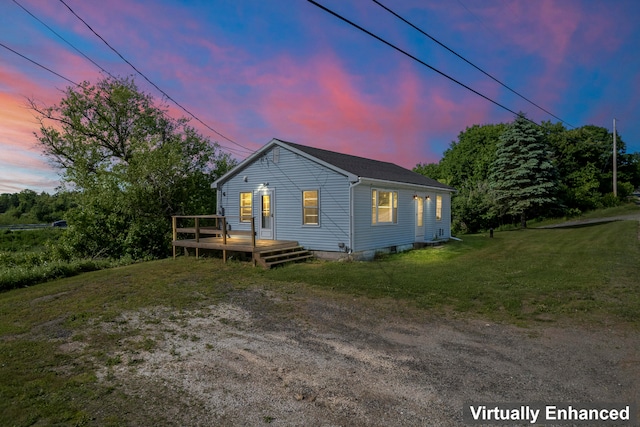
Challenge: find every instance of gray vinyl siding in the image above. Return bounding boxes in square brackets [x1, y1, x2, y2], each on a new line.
[425, 191, 451, 240]
[351, 184, 418, 252]
[217, 146, 351, 251]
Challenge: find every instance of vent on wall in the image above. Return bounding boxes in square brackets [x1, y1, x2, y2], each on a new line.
[272, 147, 280, 164]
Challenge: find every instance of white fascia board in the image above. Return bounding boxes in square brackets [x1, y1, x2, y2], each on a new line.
[357, 177, 455, 193]
[273, 139, 358, 182]
[212, 138, 359, 188]
[211, 140, 278, 188]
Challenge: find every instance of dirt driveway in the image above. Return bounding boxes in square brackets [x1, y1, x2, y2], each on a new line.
[83, 285, 639, 426]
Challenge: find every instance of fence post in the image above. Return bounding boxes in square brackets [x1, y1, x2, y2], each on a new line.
[195, 217, 200, 258]
[172, 216, 177, 259]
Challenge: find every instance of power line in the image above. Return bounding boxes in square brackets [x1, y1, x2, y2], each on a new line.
[57, 0, 253, 155]
[0, 41, 79, 87]
[12, 0, 116, 80]
[371, 0, 574, 128]
[0, 40, 249, 158]
[307, 0, 538, 127]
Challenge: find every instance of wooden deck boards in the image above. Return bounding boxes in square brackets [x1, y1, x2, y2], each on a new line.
[172, 236, 299, 254]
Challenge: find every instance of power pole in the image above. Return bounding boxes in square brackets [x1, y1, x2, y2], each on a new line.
[613, 118, 617, 197]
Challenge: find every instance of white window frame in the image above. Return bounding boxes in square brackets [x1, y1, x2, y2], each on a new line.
[371, 189, 398, 225]
[240, 192, 252, 222]
[302, 189, 320, 226]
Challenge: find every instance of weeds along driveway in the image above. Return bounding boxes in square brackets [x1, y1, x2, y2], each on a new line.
[69, 286, 639, 426]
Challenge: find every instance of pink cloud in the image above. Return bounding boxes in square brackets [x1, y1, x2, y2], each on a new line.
[243, 51, 495, 168]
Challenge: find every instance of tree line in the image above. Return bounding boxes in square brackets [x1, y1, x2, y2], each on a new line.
[415, 114, 640, 233]
[0, 190, 75, 225]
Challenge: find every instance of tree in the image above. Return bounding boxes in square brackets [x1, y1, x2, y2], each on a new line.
[415, 123, 506, 232]
[489, 113, 557, 228]
[31, 76, 236, 259]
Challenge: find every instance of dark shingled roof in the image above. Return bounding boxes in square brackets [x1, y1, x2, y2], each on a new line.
[277, 139, 454, 190]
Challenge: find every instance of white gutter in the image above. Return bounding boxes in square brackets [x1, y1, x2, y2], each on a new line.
[357, 177, 455, 193]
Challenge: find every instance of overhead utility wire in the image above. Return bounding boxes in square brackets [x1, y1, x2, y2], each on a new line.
[57, 0, 253, 155]
[0, 39, 248, 158]
[306, 0, 538, 127]
[371, 0, 574, 128]
[0, 41, 79, 87]
[13, 0, 116, 80]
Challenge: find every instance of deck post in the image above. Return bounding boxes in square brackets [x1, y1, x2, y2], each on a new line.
[251, 217, 256, 248]
[172, 216, 177, 259]
[251, 217, 257, 267]
[221, 216, 227, 263]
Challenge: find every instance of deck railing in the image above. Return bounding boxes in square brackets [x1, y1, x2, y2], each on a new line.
[171, 215, 256, 260]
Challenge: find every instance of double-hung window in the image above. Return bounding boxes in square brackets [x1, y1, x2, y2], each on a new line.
[240, 192, 252, 222]
[372, 189, 398, 225]
[436, 194, 442, 221]
[302, 190, 319, 226]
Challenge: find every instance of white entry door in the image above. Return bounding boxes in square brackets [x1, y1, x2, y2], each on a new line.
[415, 196, 424, 242]
[259, 190, 274, 240]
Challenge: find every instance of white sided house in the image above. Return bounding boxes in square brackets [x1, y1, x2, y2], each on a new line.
[212, 139, 455, 260]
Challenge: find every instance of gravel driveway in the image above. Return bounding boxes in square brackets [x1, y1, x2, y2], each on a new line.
[86, 287, 639, 426]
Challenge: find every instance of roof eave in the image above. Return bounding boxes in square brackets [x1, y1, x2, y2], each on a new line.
[357, 177, 455, 192]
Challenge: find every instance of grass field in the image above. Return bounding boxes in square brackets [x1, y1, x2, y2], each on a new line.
[268, 219, 640, 324]
[0, 215, 638, 425]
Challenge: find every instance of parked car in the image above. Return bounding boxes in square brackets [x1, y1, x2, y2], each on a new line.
[51, 220, 67, 228]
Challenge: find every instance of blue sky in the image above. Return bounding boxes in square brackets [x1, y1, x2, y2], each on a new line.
[1, 0, 638, 193]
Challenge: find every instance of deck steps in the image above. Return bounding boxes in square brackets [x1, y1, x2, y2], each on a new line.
[255, 246, 313, 268]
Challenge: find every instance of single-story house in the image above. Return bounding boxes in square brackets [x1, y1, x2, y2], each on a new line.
[212, 139, 455, 260]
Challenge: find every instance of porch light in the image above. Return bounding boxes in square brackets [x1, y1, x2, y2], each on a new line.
[425, 195, 430, 200]
[413, 194, 418, 200]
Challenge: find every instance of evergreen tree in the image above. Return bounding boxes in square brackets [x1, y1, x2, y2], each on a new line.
[490, 113, 557, 228]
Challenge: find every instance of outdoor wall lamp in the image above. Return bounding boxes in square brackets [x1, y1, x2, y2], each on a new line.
[413, 194, 418, 200]
[425, 195, 431, 200]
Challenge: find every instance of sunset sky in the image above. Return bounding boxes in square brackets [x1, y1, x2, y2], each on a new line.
[1, 0, 639, 194]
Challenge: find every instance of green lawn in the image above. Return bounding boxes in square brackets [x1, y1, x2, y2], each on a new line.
[267, 219, 640, 325]
[0, 218, 638, 425]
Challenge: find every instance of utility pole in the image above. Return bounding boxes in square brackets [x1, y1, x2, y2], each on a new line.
[613, 118, 617, 197]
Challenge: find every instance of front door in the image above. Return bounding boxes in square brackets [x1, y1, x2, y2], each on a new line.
[259, 190, 274, 240]
[415, 196, 424, 242]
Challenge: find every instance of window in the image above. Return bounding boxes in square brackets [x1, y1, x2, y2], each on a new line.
[372, 189, 397, 224]
[436, 194, 442, 221]
[240, 192, 252, 222]
[302, 190, 319, 225]
[417, 198, 423, 227]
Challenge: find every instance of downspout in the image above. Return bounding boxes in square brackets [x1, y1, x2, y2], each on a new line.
[349, 178, 362, 254]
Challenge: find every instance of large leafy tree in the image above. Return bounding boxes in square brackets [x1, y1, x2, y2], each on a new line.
[415, 123, 506, 233]
[489, 113, 557, 228]
[30, 76, 236, 259]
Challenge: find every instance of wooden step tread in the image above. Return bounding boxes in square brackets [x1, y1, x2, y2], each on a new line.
[258, 246, 305, 256]
[260, 250, 311, 261]
[265, 254, 313, 267]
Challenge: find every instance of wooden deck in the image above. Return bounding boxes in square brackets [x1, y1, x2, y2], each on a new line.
[173, 236, 300, 255]
[171, 215, 308, 267]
